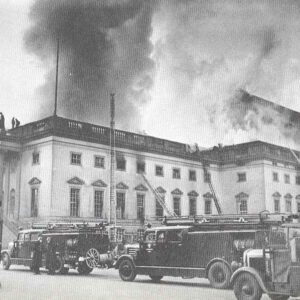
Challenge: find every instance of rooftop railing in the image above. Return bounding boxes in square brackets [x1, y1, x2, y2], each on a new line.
[3, 116, 300, 166]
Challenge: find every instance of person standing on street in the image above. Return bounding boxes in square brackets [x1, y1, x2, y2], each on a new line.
[46, 237, 56, 275]
[32, 236, 42, 275]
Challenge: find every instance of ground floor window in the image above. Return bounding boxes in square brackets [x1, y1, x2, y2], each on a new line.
[173, 197, 181, 216]
[297, 201, 300, 213]
[94, 190, 104, 218]
[204, 199, 212, 215]
[137, 194, 145, 220]
[286, 199, 292, 213]
[116, 192, 125, 219]
[31, 188, 38, 217]
[156, 195, 164, 217]
[189, 197, 197, 216]
[236, 193, 249, 214]
[70, 188, 80, 217]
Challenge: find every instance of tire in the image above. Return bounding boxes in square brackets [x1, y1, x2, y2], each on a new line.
[53, 255, 65, 274]
[119, 259, 136, 282]
[1, 253, 11, 270]
[149, 275, 163, 283]
[233, 273, 262, 300]
[208, 261, 231, 289]
[77, 262, 93, 275]
[269, 295, 289, 300]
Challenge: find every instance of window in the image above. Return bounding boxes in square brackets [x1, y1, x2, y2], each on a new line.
[286, 199, 292, 213]
[189, 170, 196, 181]
[94, 190, 103, 218]
[297, 202, 300, 213]
[296, 176, 300, 185]
[237, 199, 248, 214]
[70, 188, 80, 217]
[173, 168, 181, 179]
[237, 172, 246, 182]
[273, 172, 279, 182]
[155, 165, 164, 177]
[284, 174, 290, 184]
[94, 156, 105, 168]
[204, 199, 212, 214]
[31, 188, 39, 217]
[137, 194, 145, 220]
[274, 199, 280, 213]
[71, 153, 81, 165]
[272, 161, 277, 166]
[136, 161, 145, 174]
[116, 192, 125, 219]
[116, 157, 126, 171]
[173, 197, 181, 216]
[156, 195, 164, 217]
[236, 192, 249, 214]
[32, 152, 39, 165]
[204, 172, 211, 183]
[189, 197, 197, 216]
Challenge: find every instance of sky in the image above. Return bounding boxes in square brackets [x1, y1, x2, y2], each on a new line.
[1, 0, 300, 149]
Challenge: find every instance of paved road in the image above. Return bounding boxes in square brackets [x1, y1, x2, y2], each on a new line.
[0, 266, 280, 300]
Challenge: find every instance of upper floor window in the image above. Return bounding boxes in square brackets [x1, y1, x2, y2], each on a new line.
[284, 174, 290, 184]
[155, 165, 164, 177]
[71, 152, 81, 165]
[32, 152, 40, 165]
[296, 175, 300, 185]
[173, 168, 181, 179]
[94, 156, 105, 168]
[204, 172, 211, 183]
[273, 172, 279, 182]
[189, 170, 196, 181]
[136, 161, 145, 174]
[116, 157, 126, 171]
[237, 172, 246, 182]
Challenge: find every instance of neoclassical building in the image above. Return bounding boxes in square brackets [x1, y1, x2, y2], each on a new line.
[0, 114, 300, 247]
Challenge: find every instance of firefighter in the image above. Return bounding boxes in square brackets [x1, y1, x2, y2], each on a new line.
[46, 237, 56, 275]
[32, 236, 42, 275]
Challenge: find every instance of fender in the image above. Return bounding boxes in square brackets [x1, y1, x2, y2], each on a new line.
[1, 250, 11, 258]
[205, 258, 231, 277]
[230, 267, 268, 293]
[114, 254, 136, 269]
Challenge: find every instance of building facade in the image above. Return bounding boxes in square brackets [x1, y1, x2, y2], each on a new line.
[0, 115, 300, 247]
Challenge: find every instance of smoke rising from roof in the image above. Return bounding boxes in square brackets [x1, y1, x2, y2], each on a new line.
[25, 0, 155, 129]
[25, 0, 300, 148]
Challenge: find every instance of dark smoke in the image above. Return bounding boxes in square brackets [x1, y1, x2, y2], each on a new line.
[24, 0, 155, 129]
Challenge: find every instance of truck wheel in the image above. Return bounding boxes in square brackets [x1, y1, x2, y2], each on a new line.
[119, 259, 136, 282]
[234, 273, 262, 300]
[1, 253, 11, 270]
[53, 255, 66, 274]
[269, 295, 289, 300]
[77, 262, 93, 275]
[149, 275, 163, 283]
[208, 261, 231, 289]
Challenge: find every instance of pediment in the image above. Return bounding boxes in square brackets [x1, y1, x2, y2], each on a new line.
[28, 177, 41, 185]
[171, 188, 183, 195]
[203, 192, 213, 198]
[235, 192, 249, 199]
[67, 177, 85, 185]
[116, 182, 129, 189]
[92, 179, 107, 188]
[188, 190, 199, 197]
[155, 186, 166, 194]
[134, 184, 148, 191]
[284, 193, 293, 199]
[272, 192, 281, 198]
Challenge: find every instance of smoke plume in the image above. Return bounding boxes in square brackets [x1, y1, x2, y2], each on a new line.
[25, 0, 155, 129]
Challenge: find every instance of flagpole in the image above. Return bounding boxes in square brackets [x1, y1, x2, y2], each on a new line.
[54, 35, 60, 116]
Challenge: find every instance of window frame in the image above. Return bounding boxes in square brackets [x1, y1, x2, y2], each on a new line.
[94, 155, 105, 168]
[94, 189, 104, 218]
[136, 193, 145, 220]
[296, 175, 300, 185]
[116, 157, 126, 171]
[172, 168, 181, 179]
[31, 187, 39, 217]
[70, 187, 80, 217]
[189, 196, 197, 216]
[204, 198, 212, 215]
[70, 152, 82, 166]
[32, 152, 40, 165]
[273, 172, 279, 182]
[173, 196, 181, 216]
[284, 174, 290, 184]
[189, 170, 197, 181]
[136, 161, 146, 174]
[155, 195, 165, 217]
[155, 165, 164, 177]
[237, 172, 246, 182]
[116, 192, 126, 219]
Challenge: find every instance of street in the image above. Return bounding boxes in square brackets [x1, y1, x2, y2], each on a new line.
[0, 266, 275, 300]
